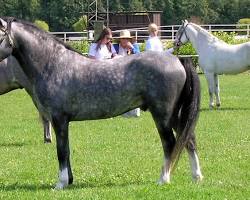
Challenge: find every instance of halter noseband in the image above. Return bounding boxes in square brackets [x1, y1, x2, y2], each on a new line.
[0, 18, 15, 48]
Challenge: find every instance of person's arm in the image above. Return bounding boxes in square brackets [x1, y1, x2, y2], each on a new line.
[88, 43, 97, 59]
[111, 44, 117, 58]
[145, 39, 152, 51]
[131, 43, 140, 54]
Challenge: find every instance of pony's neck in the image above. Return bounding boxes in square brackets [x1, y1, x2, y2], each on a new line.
[11, 22, 61, 83]
[186, 23, 221, 54]
[185, 24, 201, 53]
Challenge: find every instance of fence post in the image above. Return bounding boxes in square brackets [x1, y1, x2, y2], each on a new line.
[172, 26, 174, 40]
[248, 25, 250, 38]
[64, 33, 66, 42]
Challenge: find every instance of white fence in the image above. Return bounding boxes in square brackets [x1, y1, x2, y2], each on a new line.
[51, 24, 250, 42]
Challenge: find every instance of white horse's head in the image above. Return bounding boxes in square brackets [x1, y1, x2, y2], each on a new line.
[0, 18, 14, 62]
[174, 20, 189, 48]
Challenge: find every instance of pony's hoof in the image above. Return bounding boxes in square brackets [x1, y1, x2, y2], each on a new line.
[192, 174, 203, 183]
[54, 181, 68, 190]
[216, 103, 221, 107]
[44, 138, 52, 143]
[157, 176, 170, 185]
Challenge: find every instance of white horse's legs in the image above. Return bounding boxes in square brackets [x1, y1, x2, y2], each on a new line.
[204, 72, 215, 109]
[214, 74, 221, 107]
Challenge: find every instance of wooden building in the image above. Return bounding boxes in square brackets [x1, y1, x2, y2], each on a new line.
[108, 11, 162, 30]
[88, 11, 162, 30]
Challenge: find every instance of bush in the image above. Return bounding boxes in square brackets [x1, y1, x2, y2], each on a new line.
[34, 20, 49, 31]
[238, 18, 250, 25]
[72, 16, 88, 32]
[68, 40, 90, 54]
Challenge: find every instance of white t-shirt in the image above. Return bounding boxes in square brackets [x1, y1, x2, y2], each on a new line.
[88, 43, 116, 60]
[145, 36, 163, 52]
[118, 45, 128, 56]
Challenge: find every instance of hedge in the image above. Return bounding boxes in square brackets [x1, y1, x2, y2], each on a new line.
[34, 20, 49, 32]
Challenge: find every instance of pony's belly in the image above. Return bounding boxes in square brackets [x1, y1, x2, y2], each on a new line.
[68, 94, 143, 120]
[214, 64, 249, 74]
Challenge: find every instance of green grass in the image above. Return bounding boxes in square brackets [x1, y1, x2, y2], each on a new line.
[0, 74, 249, 199]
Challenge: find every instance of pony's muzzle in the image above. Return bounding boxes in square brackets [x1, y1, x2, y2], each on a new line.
[174, 41, 182, 48]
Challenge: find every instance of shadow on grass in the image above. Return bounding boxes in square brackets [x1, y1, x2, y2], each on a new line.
[200, 107, 250, 112]
[0, 183, 52, 191]
[68, 180, 151, 190]
[0, 141, 30, 148]
[0, 180, 152, 191]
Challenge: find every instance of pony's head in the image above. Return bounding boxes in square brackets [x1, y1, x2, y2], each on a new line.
[174, 20, 189, 48]
[0, 18, 14, 61]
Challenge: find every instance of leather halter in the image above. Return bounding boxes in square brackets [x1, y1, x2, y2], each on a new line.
[0, 18, 15, 48]
[176, 23, 189, 47]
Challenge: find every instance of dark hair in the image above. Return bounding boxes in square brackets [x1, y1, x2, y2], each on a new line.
[95, 28, 112, 52]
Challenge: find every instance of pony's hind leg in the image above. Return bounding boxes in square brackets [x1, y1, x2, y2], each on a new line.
[186, 133, 203, 182]
[41, 114, 52, 143]
[214, 74, 221, 107]
[52, 114, 73, 189]
[151, 109, 176, 185]
[204, 72, 215, 109]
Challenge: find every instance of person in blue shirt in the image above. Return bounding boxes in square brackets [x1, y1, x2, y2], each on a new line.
[113, 30, 140, 56]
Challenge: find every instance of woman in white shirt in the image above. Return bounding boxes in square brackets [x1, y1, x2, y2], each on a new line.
[145, 23, 163, 52]
[88, 28, 117, 60]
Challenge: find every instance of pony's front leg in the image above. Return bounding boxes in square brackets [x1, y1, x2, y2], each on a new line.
[204, 72, 215, 109]
[214, 74, 221, 107]
[186, 133, 203, 182]
[52, 115, 73, 189]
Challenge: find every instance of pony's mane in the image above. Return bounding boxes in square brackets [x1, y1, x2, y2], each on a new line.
[189, 23, 222, 42]
[4, 17, 83, 56]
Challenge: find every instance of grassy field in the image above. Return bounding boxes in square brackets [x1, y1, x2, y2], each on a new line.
[0, 74, 249, 199]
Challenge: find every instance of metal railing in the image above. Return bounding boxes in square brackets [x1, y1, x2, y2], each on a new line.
[50, 24, 250, 42]
[50, 30, 94, 42]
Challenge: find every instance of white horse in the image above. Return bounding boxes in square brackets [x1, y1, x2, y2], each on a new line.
[175, 20, 250, 109]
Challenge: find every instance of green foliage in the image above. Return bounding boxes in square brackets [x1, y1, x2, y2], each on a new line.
[34, 20, 49, 31]
[72, 16, 88, 32]
[213, 31, 250, 44]
[238, 18, 250, 25]
[237, 18, 250, 33]
[68, 40, 90, 54]
[213, 31, 238, 44]
[175, 42, 196, 55]
[139, 41, 146, 52]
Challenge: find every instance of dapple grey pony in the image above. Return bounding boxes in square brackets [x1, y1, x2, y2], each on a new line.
[0, 56, 52, 143]
[0, 17, 202, 189]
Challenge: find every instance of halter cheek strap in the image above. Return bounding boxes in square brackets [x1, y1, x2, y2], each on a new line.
[177, 23, 190, 45]
[0, 18, 15, 48]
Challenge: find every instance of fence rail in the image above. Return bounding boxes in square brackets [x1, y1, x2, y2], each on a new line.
[50, 24, 250, 42]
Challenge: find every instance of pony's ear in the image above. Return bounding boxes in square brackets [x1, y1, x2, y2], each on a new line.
[181, 20, 185, 24]
[0, 18, 7, 30]
[184, 19, 189, 24]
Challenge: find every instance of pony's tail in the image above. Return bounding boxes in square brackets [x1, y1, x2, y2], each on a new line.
[170, 60, 201, 170]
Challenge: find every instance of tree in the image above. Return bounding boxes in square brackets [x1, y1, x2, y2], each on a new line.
[143, 0, 153, 11]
